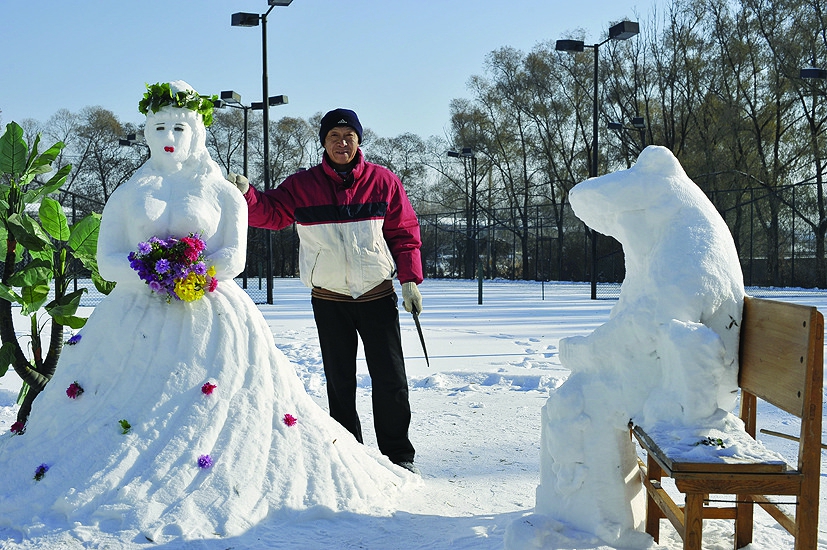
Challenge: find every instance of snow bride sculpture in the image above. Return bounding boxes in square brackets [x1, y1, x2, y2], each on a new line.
[0, 81, 408, 544]
[507, 146, 744, 548]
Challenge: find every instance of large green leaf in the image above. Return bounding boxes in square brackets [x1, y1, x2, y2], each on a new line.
[8, 259, 53, 288]
[48, 288, 85, 313]
[39, 197, 70, 242]
[46, 288, 86, 327]
[37, 163, 72, 198]
[0, 122, 27, 177]
[68, 213, 101, 257]
[0, 342, 15, 378]
[20, 284, 50, 315]
[49, 314, 87, 330]
[92, 271, 116, 295]
[28, 140, 63, 176]
[0, 224, 24, 263]
[7, 212, 53, 252]
[0, 283, 22, 304]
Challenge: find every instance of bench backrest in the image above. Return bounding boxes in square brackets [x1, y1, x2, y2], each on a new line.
[738, 296, 823, 419]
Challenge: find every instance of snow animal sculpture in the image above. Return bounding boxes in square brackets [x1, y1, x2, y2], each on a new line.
[511, 146, 745, 548]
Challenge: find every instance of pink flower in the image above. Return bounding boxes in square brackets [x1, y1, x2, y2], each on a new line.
[66, 381, 84, 399]
[207, 278, 218, 292]
[201, 382, 217, 395]
[283, 413, 297, 427]
[10, 421, 24, 434]
[197, 454, 213, 469]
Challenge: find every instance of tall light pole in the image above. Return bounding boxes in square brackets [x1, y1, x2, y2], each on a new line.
[447, 147, 483, 303]
[231, 0, 294, 305]
[556, 20, 639, 299]
[215, 90, 287, 291]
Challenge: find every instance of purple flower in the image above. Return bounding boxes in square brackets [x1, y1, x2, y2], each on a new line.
[197, 454, 213, 469]
[34, 463, 49, 481]
[148, 281, 162, 293]
[67, 333, 82, 345]
[155, 258, 170, 273]
[192, 262, 207, 276]
[137, 241, 152, 255]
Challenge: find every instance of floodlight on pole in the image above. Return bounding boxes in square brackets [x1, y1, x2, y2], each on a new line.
[231, 0, 294, 305]
[800, 67, 827, 80]
[556, 19, 639, 299]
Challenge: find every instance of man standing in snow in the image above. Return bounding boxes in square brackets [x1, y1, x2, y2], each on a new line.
[228, 108, 423, 474]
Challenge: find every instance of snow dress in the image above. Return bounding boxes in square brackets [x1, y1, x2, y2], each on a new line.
[0, 155, 408, 543]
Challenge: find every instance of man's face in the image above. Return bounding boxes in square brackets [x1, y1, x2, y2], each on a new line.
[323, 126, 359, 166]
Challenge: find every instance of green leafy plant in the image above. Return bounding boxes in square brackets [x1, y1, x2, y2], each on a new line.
[0, 121, 114, 426]
[118, 419, 132, 435]
[695, 436, 726, 448]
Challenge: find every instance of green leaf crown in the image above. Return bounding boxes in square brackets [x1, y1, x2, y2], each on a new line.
[138, 82, 217, 127]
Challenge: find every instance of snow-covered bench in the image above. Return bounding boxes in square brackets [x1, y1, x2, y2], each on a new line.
[630, 296, 823, 550]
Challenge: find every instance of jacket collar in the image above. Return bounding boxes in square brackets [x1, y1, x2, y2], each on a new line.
[322, 149, 365, 185]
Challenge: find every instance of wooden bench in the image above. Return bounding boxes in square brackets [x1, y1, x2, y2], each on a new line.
[630, 296, 823, 550]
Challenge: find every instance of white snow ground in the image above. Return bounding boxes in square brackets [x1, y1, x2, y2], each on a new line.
[0, 278, 825, 549]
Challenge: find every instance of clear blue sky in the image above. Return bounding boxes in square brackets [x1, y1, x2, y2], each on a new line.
[1, 0, 658, 140]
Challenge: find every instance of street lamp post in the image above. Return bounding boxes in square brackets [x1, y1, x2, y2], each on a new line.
[215, 91, 288, 292]
[556, 20, 639, 299]
[447, 147, 482, 304]
[800, 66, 827, 285]
[231, 0, 294, 305]
[214, 91, 252, 179]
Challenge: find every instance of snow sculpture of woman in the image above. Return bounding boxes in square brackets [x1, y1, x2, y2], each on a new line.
[0, 81, 408, 544]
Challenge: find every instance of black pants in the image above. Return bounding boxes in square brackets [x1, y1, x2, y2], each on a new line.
[311, 293, 415, 464]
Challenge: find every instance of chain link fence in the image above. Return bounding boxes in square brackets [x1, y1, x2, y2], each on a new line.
[52, 180, 827, 304]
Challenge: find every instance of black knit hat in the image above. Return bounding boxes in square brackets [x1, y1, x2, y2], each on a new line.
[319, 108, 362, 147]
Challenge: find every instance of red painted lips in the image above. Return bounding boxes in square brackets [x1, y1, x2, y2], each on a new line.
[164, 146, 175, 153]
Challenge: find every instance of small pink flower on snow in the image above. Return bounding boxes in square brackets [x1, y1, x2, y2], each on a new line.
[197, 454, 213, 469]
[10, 421, 24, 434]
[283, 413, 297, 427]
[66, 381, 84, 399]
[201, 382, 217, 395]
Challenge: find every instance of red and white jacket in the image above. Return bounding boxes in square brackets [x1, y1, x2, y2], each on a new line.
[243, 150, 423, 298]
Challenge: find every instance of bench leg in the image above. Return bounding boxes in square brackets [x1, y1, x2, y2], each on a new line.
[735, 495, 753, 549]
[645, 454, 662, 542]
[684, 493, 703, 550]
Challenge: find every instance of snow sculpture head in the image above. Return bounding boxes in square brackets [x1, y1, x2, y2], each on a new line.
[139, 81, 215, 173]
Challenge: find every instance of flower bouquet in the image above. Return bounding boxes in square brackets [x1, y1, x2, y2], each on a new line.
[129, 234, 217, 302]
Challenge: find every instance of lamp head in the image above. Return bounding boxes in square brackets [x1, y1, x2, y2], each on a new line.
[556, 39, 585, 52]
[609, 20, 639, 40]
[220, 90, 242, 105]
[800, 67, 827, 79]
[231, 12, 260, 27]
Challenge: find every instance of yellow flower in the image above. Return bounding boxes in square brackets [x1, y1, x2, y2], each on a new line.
[174, 272, 206, 302]
[207, 265, 216, 277]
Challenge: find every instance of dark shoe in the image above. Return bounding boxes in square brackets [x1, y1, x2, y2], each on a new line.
[394, 461, 420, 475]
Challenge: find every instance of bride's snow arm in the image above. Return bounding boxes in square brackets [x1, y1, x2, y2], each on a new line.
[204, 185, 247, 280]
[96, 189, 141, 285]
